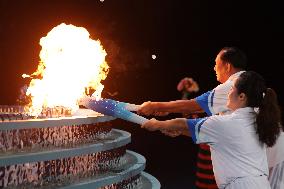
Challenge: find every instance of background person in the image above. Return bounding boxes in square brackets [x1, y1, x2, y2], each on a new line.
[177, 76, 218, 188]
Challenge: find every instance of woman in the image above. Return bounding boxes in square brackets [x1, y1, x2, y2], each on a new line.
[141, 71, 282, 189]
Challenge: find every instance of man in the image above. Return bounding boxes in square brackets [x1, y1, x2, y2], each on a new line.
[138, 47, 246, 117]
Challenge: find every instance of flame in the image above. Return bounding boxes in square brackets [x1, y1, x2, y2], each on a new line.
[25, 23, 109, 116]
[22, 74, 31, 78]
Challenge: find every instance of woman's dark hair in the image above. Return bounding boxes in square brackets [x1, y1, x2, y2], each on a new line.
[235, 71, 282, 147]
[220, 47, 247, 70]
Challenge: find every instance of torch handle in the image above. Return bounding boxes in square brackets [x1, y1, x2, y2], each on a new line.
[124, 112, 148, 125]
[118, 102, 141, 111]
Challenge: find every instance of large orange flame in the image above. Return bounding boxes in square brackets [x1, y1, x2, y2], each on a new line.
[24, 23, 109, 116]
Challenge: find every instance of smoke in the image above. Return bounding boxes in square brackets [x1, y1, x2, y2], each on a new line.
[103, 39, 152, 74]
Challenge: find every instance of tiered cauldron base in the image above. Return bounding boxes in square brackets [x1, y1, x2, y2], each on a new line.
[0, 106, 160, 189]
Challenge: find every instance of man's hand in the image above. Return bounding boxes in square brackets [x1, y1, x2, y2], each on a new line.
[137, 101, 169, 116]
[137, 101, 154, 116]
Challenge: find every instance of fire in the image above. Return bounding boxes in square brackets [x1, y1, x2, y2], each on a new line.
[24, 23, 109, 116]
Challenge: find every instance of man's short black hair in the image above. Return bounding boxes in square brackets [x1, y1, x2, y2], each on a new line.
[220, 47, 247, 70]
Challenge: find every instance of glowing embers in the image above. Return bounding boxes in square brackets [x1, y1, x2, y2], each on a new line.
[0, 106, 27, 121]
[0, 114, 27, 121]
[0, 105, 73, 121]
[0, 122, 112, 153]
[0, 106, 24, 114]
[37, 106, 72, 118]
[0, 147, 126, 188]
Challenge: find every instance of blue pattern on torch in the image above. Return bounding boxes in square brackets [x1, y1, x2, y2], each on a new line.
[81, 98, 148, 125]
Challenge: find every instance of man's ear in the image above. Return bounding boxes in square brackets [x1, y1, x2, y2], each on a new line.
[226, 63, 232, 73]
[239, 93, 246, 101]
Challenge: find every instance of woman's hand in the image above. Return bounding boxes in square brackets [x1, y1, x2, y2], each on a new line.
[161, 129, 182, 137]
[142, 119, 181, 137]
[141, 118, 190, 137]
[141, 118, 160, 131]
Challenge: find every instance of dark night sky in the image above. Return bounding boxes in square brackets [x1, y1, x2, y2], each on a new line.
[1, 1, 284, 188]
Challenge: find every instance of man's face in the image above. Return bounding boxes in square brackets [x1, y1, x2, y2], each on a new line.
[214, 51, 228, 83]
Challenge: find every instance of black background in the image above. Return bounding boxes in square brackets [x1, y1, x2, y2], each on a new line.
[1, 1, 283, 188]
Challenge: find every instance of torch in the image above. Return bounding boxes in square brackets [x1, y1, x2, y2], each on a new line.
[79, 97, 148, 125]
